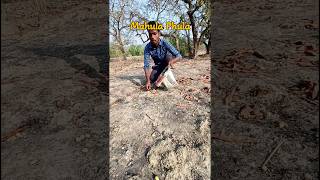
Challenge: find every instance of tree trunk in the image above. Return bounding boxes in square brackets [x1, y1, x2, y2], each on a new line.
[188, 11, 199, 59]
[207, 38, 211, 54]
[117, 34, 127, 60]
[203, 38, 211, 54]
[185, 29, 192, 58]
[175, 34, 180, 52]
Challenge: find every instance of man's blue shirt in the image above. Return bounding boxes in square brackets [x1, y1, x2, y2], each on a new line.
[144, 39, 182, 70]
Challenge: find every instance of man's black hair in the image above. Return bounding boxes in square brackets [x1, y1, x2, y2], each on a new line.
[147, 21, 160, 32]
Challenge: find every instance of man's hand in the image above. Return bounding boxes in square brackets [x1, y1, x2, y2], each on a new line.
[168, 57, 181, 69]
[169, 60, 175, 69]
[146, 81, 151, 91]
[144, 68, 152, 91]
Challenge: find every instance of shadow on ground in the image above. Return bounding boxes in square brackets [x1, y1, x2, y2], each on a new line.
[25, 44, 108, 92]
[117, 75, 145, 86]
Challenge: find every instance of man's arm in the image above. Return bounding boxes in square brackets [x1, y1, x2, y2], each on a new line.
[163, 40, 182, 66]
[143, 46, 152, 90]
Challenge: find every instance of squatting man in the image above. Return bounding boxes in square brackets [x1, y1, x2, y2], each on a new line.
[143, 21, 182, 91]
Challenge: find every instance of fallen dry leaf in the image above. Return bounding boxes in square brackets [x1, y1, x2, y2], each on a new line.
[304, 45, 316, 56]
[238, 105, 265, 121]
[184, 94, 194, 101]
[252, 51, 265, 59]
[219, 49, 261, 73]
[177, 77, 193, 85]
[296, 81, 319, 99]
[304, 20, 319, 30]
[294, 41, 303, 45]
[296, 58, 317, 67]
[249, 86, 270, 97]
[176, 103, 190, 109]
[224, 86, 238, 105]
[201, 87, 211, 94]
[311, 83, 319, 99]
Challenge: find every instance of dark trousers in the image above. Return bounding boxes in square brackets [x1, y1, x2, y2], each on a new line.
[150, 53, 173, 83]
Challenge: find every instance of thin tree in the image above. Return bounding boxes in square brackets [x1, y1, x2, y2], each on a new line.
[110, 0, 133, 60]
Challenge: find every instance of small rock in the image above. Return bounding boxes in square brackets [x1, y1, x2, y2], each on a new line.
[261, 166, 268, 172]
[304, 173, 313, 180]
[248, 162, 256, 168]
[7, 136, 17, 142]
[82, 148, 89, 153]
[127, 160, 133, 166]
[80, 135, 85, 139]
[278, 121, 288, 128]
[75, 137, 82, 142]
[151, 132, 157, 137]
[16, 133, 23, 138]
[85, 134, 91, 138]
[30, 159, 39, 165]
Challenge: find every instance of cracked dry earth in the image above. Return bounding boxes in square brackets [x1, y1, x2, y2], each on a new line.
[109, 57, 211, 179]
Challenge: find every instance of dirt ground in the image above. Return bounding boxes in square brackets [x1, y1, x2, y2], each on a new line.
[1, 0, 319, 180]
[212, 0, 319, 179]
[2, 1, 108, 179]
[109, 57, 211, 179]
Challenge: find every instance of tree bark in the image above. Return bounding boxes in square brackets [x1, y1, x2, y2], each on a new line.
[187, 10, 198, 58]
[117, 34, 127, 60]
[175, 34, 180, 52]
[203, 37, 211, 54]
[185, 29, 192, 58]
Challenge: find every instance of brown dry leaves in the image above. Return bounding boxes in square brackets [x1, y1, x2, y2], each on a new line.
[224, 86, 239, 105]
[218, 48, 263, 73]
[291, 80, 319, 100]
[238, 104, 265, 121]
[177, 77, 193, 85]
[304, 19, 319, 30]
[213, 129, 256, 144]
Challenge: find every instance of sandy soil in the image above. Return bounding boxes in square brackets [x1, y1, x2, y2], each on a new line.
[212, 0, 319, 179]
[109, 57, 211, 179]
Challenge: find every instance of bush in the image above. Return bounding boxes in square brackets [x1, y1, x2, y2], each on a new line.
[128, 45, 144, 56]
[167, 36, 190, 57]
[110, 44, 123, 58]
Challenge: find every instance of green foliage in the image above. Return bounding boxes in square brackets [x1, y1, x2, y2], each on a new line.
[128, 45, 144, 56]
[110, 43, 144, 58]
[167, 36, 190, 57]
[110, 43, 123, 58]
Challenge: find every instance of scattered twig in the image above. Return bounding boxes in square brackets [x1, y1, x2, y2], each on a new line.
[300, 97, 319, 106]
[224, 86, 238, 105]
[1, 126, 27, 142]
[261, 139, 285, 171]
[253, 51, 265, 59]
[212, 133, 256, 144]
[111, 98, 125, 107]
[146, 113, 154, 121]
